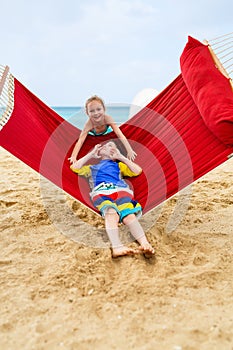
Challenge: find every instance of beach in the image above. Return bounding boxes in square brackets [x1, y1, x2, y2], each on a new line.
[0, 146, 233, 350]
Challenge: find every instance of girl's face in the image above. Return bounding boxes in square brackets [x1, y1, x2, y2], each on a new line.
[86, 100, 105, 124]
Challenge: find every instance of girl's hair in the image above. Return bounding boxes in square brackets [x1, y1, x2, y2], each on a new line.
[85, 95, 106, 112]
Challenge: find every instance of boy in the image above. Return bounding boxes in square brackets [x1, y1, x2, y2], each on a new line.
[70, 141, 154, 258]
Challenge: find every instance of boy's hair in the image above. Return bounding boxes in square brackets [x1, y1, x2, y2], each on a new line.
[85, 95, 106, 112]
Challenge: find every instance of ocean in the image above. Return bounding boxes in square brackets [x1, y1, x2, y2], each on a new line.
[52, 105, 131, 129]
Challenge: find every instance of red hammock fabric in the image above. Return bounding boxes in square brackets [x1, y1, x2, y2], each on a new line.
[1, 36, 233, 215]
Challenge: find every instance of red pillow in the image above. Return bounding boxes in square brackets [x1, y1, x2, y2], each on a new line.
[180, 36, 233, 146]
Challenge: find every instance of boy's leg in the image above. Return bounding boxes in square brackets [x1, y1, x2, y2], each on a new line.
[122, 214, 155, 256]
[104, 207, 138, 258]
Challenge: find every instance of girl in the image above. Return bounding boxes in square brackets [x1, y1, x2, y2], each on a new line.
[69, 95, 137, 163]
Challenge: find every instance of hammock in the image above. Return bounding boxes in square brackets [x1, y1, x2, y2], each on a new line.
[1, 36, 233, 216]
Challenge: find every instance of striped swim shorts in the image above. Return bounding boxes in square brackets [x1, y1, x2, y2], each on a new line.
[90, 183, 142, 222]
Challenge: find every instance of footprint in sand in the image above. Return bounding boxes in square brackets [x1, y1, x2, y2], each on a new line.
[192, 252, 209, 266]
[0, 200, 18, 208]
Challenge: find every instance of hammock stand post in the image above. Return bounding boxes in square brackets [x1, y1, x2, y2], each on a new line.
[0, 66, 10, 96]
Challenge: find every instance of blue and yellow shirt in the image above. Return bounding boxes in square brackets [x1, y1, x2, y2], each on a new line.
[71, 159, 139, 188]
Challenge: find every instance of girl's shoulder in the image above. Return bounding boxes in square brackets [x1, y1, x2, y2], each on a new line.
[104, 114, 115, 123]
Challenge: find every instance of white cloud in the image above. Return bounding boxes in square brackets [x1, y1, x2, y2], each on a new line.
[129, 88, 159, 118]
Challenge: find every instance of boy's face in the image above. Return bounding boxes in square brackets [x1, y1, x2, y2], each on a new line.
[86, 101, 105, 123]
[99, 142, 118, 159]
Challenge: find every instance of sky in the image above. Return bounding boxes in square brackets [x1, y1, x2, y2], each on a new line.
[1, 0, 232, 106]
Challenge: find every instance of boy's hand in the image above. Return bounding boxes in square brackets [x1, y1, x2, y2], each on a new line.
[90, 144, 102, 158]
[110, 148, 123, 161]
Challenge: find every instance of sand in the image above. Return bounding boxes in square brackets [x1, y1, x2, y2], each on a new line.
[0, 146, 233, 350]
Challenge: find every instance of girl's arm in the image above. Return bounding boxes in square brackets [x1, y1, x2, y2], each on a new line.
[69, 120, 92, 163]
[105, 115, 137, 161]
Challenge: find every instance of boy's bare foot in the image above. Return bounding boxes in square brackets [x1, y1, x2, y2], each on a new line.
[111, 246, 139, 258]
[138, 244, 155, 258]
